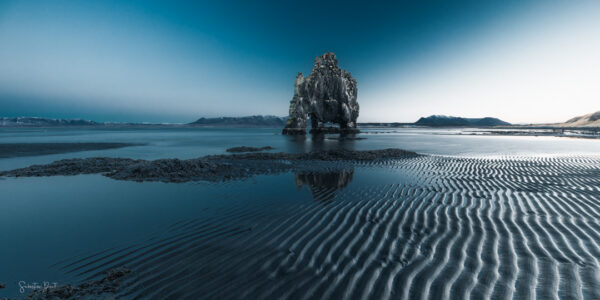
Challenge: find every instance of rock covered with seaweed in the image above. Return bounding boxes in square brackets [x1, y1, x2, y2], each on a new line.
[0, 149, 417, 183]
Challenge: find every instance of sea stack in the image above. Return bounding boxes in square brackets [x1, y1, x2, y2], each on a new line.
[282, 52, 359, 134]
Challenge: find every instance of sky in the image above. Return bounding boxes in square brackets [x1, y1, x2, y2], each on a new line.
[0, 0, 598, 123]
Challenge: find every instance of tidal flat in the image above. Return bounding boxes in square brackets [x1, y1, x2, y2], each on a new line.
[1, 127, 600, 299]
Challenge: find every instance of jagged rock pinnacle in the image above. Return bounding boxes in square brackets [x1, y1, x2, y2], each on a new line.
[283, 52, 359, 135]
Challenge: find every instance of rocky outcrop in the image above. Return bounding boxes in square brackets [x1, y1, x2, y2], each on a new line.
[283, 52, 359, 134]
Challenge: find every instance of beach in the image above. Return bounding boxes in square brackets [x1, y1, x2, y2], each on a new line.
[1, 127, 600, 299]
[26, 154, 600, 299]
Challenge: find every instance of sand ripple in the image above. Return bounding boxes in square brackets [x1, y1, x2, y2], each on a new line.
[53, 155, 600, 299]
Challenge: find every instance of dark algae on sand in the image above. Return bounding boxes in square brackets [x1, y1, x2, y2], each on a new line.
[225, 146, 275, 153]
[0, 149, 418, 183]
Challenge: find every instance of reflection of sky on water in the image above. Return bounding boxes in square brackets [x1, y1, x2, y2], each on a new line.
[2, 126, 599, 297]
[2, 127, 600, 171]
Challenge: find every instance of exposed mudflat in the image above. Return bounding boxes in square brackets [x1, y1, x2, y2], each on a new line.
[0, 149, 418, 183]
[0, 143, 141, 158]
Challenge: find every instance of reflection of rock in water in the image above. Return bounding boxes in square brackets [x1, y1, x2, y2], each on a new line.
[295, 169, 354, 202]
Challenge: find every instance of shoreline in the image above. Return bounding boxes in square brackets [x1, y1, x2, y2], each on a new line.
[2, 124, 600, 140]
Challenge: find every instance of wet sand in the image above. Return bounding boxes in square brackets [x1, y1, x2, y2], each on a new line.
[16, 153, 600, 299]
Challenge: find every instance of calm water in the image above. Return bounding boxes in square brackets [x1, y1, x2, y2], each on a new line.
[2, 127, 600, 171]
[1, 127, 600, 298]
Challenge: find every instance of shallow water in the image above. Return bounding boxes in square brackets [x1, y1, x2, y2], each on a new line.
[1, 127, 600, 299]
[2, 127, 600, 171]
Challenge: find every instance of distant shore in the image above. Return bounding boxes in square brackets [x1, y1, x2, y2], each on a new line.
[0, 142, 142, 158]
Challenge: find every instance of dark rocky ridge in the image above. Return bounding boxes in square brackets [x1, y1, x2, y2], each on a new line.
[283, 52, 359, 135]
[0, 149, 418, 183]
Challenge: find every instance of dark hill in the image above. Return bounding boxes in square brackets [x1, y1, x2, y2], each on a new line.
[414, 115, 510, 127]
[189, 115, 287, 127]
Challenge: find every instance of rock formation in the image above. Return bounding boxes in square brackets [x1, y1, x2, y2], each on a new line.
[283, 52, 359, 134]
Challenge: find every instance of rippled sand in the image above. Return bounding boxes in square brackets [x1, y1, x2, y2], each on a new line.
[54, 155, 600, 299]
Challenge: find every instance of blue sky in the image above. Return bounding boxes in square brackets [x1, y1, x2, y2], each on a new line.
[0, 0, 599, 123]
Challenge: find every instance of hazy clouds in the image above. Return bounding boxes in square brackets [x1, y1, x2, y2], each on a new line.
[0, 0, 597, 123]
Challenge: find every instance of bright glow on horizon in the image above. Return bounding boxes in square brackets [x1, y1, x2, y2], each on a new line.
[363, 1, 600, 124]
[0, 1, 598, 123]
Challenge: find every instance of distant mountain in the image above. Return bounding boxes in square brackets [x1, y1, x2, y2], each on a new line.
[358, 122, 412, 127]
[414, 115, 511, 127]
[0, 117, 99, 127]
[0, 116, 290, 128]
[189, 115, 287, 127]
[556, 111, 600, 127]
